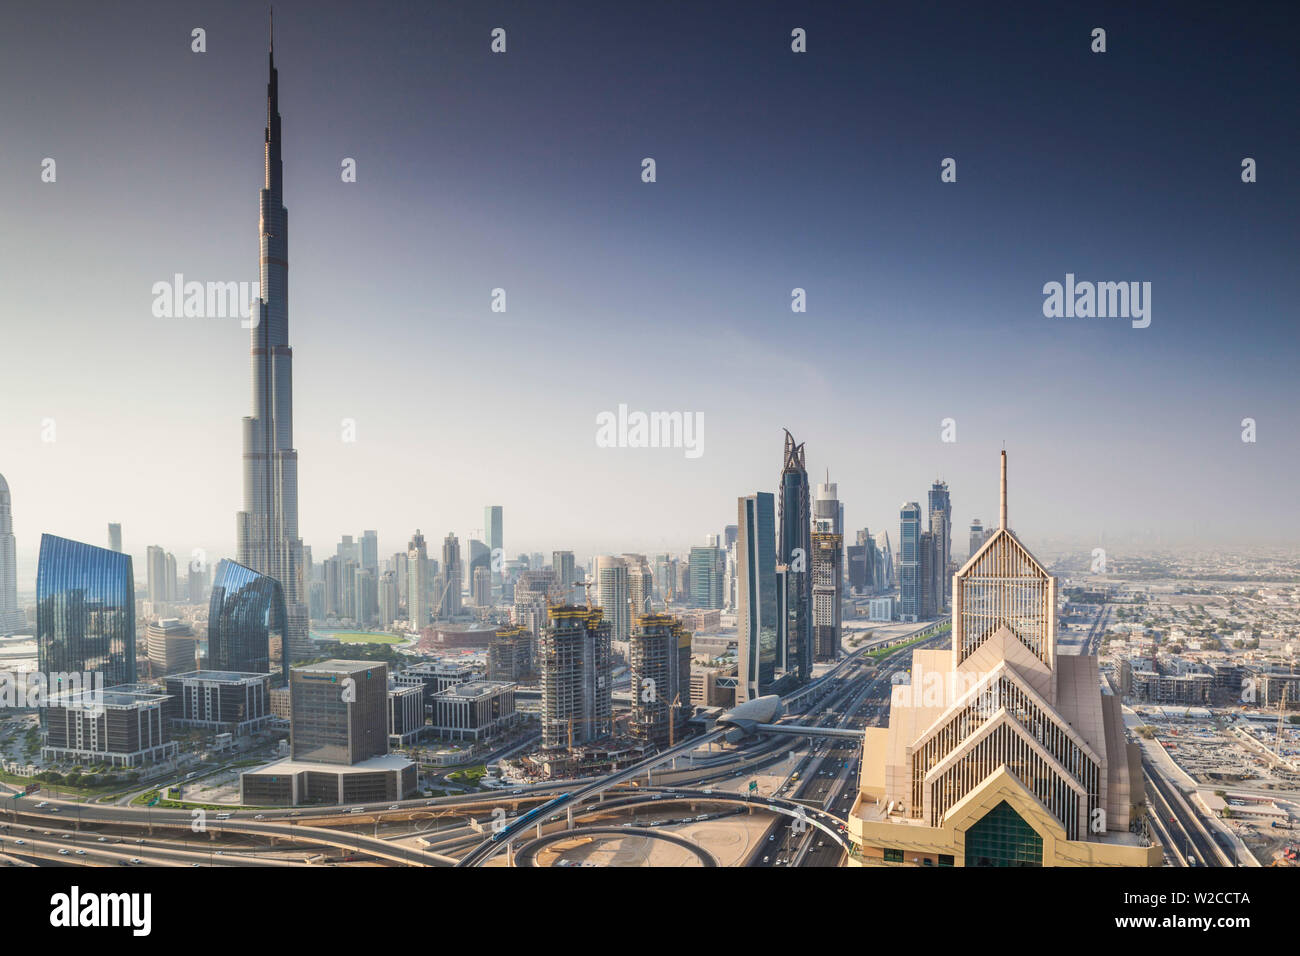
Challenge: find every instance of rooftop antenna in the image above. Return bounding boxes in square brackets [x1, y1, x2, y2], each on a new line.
[999, 449, 1008, 530]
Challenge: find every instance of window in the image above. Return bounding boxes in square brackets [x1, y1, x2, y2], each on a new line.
[883, 847, 904, 863]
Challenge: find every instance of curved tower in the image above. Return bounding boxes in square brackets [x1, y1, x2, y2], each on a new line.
[235, 18, 309, 665]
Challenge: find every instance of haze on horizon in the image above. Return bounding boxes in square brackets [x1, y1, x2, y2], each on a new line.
[2, 1, 1296, 590]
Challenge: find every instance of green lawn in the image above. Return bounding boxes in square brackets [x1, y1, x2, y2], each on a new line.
[314, 631, 404, 645]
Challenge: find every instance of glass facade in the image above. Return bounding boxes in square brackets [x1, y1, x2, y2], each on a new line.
[208, 559, 288, 685]
[737, 492, 777, 701]
[964, 800, 1044, 867]
[36, 533, 137, 689]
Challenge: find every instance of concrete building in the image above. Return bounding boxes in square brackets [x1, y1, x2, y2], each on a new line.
[407, 530, 429, 631]
[430, 680, 518, 742]
[146, 618, 198, 677]
[812, 531, 843, 661]
[539, 605, 612, 750]
[42, 686, 177, 767]
[629, 614, 691, 747]
[849, 453, 1160, 867]
[164, 669, 273, 735]
[388, 682, 425, 745]
[488, 624, 533, 682]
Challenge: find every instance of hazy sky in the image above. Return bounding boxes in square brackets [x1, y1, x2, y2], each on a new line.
[2, 1, 1297, 589]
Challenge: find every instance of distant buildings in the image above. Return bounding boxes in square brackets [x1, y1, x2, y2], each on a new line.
[440, 533, 462, 618]
[36, 533, 137, 688]
[488, 624, 534, 681]
[928, 479, 952, 611]
[552, 550, 576, 594]
[106, 521, 122, 554]
[688, 546, 724, 610]
[596, 556, 631, 642]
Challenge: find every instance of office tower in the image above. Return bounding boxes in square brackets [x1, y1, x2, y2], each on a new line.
[391, 550, 408, 604]
[929, 479, 952, 610]
[623, 554, 654, 617]
[552, 551, 576, 592]
[208, 558, 288, 685]
[471, 567, 493, 607]
[235, 24, 310, 668]
[847, 538, 869, 594]
[36, 534, 137, 687]
[723, 543, 737, 612]
[968, 519, 985, 560]
[899, 502, 922, 621]
[919, 531, 937, 618]
[814, 472, 841, 533]
[145, 546, 165, 604]
[106, 522, 122, 554]
[539, 605, 613, 750]
[595, 555, 630, 641]
[340, 558, 359, 620]
[629, 614, 691, 747]
[812, 531, 843, 660]
[378, 569, 399, 628]
[675, 561, 690, 605]
[145, 618, 198, 677]
[687, 545, 724, 609]
[186, 560, 205, 604]
[778, 430, 812, 682]
[468, 539, 490, 585]
[361, 530, 378, 575]
[337, 534, 358, 563]
[407, 530, 429, 630]
[652, 553, 674, 603]
[723, 524, 738, 549]
[736, 492, 777, 703]
[290, 660, 389, 764]
[165, 551, 178, 602]
[849, 452, 1155, 867]
[484, 506, 503, 556]
[321, 556, 341, 618]
[354, 566, 376, 623]
[514, 568, 558, 638]
[873, 529, 893, 590]
[0, 476, 22, 635]
[439, 533, 462, 617]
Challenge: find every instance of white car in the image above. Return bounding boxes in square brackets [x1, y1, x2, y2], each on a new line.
[130, 858, 142, 865]
[388, 804, 399, 810]
[35, 801, 48, 808]
[58, 848, 70, 855]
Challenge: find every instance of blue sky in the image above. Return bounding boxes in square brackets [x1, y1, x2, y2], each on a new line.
[1, 0, 1296, 587]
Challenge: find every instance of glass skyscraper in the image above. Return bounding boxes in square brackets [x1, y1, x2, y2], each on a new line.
[208, 558, 288, 686]
[36, 534, 137, 688]
[737, 491, 778, 702]
[777, 430, 812, 682]
[899, 502, 922, 621]
[0, 475, 24, 635]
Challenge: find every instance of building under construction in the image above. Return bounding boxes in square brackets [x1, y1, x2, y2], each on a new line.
[538, 605, 612, 750]
[812, 531, 843, 660]
[629, 613, 692, 747]
[487, 624, 534, 682]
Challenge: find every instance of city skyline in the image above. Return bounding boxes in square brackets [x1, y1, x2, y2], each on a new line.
[3, 2, 1297, 580]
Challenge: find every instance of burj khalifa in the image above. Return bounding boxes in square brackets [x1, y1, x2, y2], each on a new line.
[236, 17, 310, 664]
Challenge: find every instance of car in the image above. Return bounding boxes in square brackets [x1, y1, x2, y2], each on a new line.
[75, 850, 86, 856]
[254, 814, 265, 820]
[35, 801, 48, 808]
[349, 807, 363, 814]
[61, 833, 71, 840]
[97, 837, 108, 842]
[215, 813, 231, 820]
[13, 839, 24, 845]
[42, 830, 51, 836]
[215, 851, 224, 855]
[189, 862, 199, 867]
[48, 808, 58, 814]
[762, 855, 770, 863]
[388, 804, 399, 811]
[130, 858, 142, 864]
[134, 838, 144, 844]
[57, 848, 69, 855]
[769, 834, 776, 841]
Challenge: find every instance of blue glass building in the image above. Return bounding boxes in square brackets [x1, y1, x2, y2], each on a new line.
[208, 559, 288, 686]
[36, 534, 137, 689]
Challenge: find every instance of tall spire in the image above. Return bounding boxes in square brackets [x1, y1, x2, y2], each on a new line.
[999, 450, 1008, 530]
[269, 7, 274, 55]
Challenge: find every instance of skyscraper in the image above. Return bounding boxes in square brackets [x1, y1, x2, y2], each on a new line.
[407, 530, 429, 631]
[778, 430, 812, 683]
[687, 545, 724, 609]
[899, 502, 922, 621]
[483, 506, 503, 556]
[360, 530, 378, 575]
[235, 22, 310, 668]
[629, 613, 691, 747]
[208, 558, 288, 685]
[145, 546, 169, 606]
[848, 452, 1157, 867]
[0, 476, 23, 635]
[439, 533, 462, 617]
[737, 491, 778, 703]
[539, 605, 613, 749]
[969, 518, 986, 559]
[929, 479, 952, 610]
[552, 550, 576, 594]
[595, 555, 630, 641]
[106, 522, 122, 554]
[36, 534, 137, 688]
[812, 530, 843, 660]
